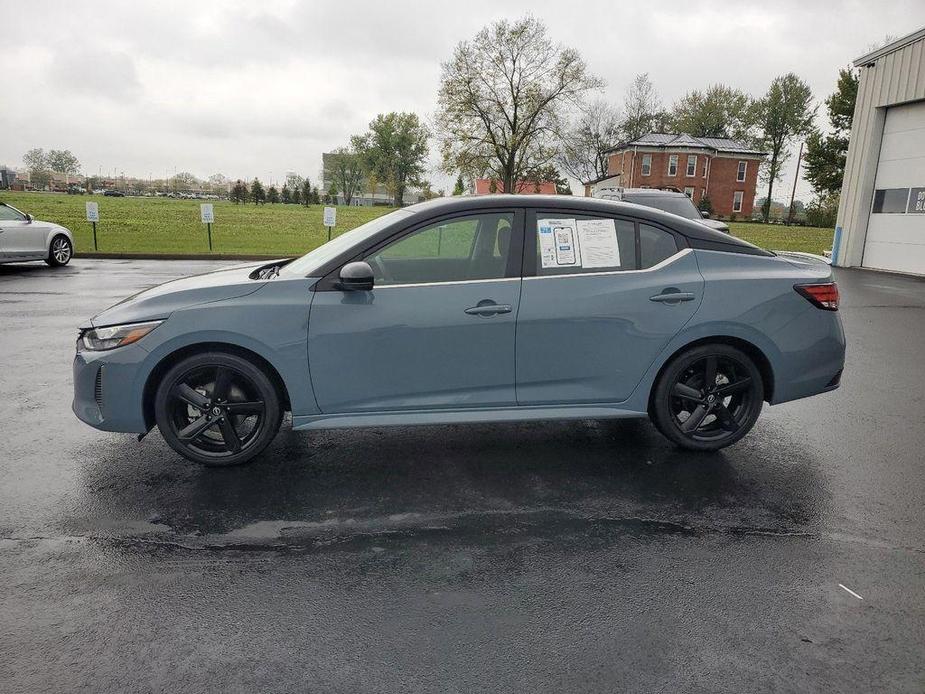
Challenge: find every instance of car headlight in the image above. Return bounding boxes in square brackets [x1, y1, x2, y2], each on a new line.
[78, 320, 163, 351]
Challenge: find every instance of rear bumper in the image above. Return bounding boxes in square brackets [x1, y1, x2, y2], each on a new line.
[768, 309, 846, 405]
[72, 344, 149, 433]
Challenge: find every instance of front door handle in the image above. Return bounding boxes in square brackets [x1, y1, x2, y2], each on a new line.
[465, 301, 512, 316]
[650, 291, 696, 303]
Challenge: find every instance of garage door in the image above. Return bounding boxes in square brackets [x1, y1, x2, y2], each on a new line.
[863, 100, 925, 274]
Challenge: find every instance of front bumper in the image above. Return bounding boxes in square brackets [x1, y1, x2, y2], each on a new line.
[72, 342, 150, 433]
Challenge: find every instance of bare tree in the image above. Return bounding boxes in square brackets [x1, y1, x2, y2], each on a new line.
[621, 73, 664, 141]
[754, 73, 815, 222]
[435, 16, 603, 193]
[558, 99, 622, 183]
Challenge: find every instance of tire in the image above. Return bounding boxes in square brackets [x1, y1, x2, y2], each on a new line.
[154, 351, 282, 466]
[45, 234, 73, 266]
[650, 343, 764, 451]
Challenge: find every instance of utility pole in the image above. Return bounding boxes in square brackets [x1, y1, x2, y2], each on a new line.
[787, 141, 804, 226]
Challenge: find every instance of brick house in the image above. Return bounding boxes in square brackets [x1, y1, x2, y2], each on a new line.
[586, 133, 766, 218]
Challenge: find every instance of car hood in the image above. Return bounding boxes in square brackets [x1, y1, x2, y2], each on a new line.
[87, 260, 280, 328]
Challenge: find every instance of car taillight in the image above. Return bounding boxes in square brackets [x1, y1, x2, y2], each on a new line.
[795, 283, 839, 311]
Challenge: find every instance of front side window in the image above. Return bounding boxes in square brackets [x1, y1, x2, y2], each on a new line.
[0, 204, 26, 221]
[536, 215, 636, 276]
[668, 154, 678, 176]
[737, 161, 747, 182]
[733, 191, 744, 212]
[641, 154, 652, 176]
[686, 155, 697, 177]
[367, 212, 513, 285]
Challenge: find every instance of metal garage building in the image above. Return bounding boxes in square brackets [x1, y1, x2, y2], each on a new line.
[834, 27, 925, 275]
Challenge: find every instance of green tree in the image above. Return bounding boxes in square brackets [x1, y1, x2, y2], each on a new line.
[251, 177, 266, 205]
[47, 149, 81, 179]
[324, 147, 364, 205]
[527, 164, 571, 194]
[559, 99, 622, 183]
[281, 184, 291, 204]
[804, 68, 859, 196]
[754, 74, 815, 222]
[301, 178, 312, 206]
[621, 74, 664, 142]
[311, 186, 321, 205]
[669, 85, 756, 141]
[452, 175, 465, 195]
[291, 185, 302, 205]
[327, 181, 339, 204]
[230, 179, 248, 204]
[354, 112, 429, 206]
[435, 16, 601, 194]
[267, 185, 279, 203]
[22, 148, 51, 189]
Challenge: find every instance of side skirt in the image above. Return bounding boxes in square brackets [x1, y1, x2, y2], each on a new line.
[292, 404, 648, 431]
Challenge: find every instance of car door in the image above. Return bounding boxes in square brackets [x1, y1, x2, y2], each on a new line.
[0, 205, 48, 258]
[307, 209, 524, 413]
[515, 209, 704, 405]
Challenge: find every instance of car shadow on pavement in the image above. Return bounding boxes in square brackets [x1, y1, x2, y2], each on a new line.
[65, 416, 829, 548]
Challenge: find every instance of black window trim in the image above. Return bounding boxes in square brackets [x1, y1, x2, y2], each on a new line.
[522, 208, 688, 278]
[314, 208, 525, 291]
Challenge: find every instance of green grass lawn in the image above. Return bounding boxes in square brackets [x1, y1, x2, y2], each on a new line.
[0, 192, 397, 256]
[1, 192, 835, 257]
[729, 222, 834, 255]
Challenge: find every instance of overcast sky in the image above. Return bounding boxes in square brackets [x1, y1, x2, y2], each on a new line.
[3, 0, 924, 201]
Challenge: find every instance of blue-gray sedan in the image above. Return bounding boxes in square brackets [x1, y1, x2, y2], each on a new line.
[73, 195, 845, 466]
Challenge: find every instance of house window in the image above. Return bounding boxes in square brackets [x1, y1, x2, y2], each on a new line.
[733, 191, 744, 213]
[684, 187, 695, 199]
[737, 161, 747, 182]
[641, 154, 652, 176]
[686, 155, 697, 177]
[668, 154, 678, 176]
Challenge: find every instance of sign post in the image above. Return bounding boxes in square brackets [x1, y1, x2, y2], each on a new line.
[323, 206, 337, 241]
[85, 201, 99, 250]
[200, 203, 214, 251]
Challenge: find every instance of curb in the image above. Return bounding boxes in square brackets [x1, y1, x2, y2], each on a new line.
[74, 252, 285, 261]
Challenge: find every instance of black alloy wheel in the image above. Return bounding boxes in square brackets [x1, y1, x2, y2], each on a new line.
[154, 352, 282, 466]
[651, 344, 764, 451]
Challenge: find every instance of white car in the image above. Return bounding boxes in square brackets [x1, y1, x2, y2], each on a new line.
[0, 202, 74, 266]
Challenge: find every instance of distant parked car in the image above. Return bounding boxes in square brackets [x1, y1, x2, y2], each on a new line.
[103, 190, 125, 197]
[596, 187, 730, 233]
[66, 185, 86, 195]
[0, 202, 74, 266]
[73, 195, 844, 466]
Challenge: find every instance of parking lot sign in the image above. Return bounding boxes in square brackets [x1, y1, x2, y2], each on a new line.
[85, 201, 99, 223]
[200, 203, 214, 223]
[323, 206, 336, 240]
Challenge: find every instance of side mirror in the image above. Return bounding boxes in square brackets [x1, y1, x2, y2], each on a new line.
[700, 210, 710, 219]
[338, 261, 374, 291]
[25, 213, 33, 223]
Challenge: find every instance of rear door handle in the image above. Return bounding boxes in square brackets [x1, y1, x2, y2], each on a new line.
[650, 291, 696, 303]
[465, 301, 512, 316]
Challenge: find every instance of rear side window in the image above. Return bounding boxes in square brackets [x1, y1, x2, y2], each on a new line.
[535, 216, 637, 276]
[639, 224, 679, 268]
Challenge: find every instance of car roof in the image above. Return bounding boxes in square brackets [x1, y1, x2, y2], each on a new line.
[620, 188, 688, 198]
[403, 194, 756, 250]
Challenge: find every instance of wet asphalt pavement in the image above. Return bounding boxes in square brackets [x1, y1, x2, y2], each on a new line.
[0, 259, 923, 693]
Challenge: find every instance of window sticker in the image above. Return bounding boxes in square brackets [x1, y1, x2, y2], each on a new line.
[576, 218, 621, 268]
[538, 218, 581, 268]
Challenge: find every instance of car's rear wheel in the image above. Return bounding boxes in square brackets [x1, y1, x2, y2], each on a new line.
[45, 235, 72, 266]
[154, 352, 282, 466]
[650, 344, 764, 451]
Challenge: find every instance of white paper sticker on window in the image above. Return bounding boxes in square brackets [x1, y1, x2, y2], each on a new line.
[576, 218, 621, 268]
[538, 218, 580, 268]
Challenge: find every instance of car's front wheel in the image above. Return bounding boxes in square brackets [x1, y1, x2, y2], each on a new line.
[45, 234, 72, 266]
[154, 351, 282, 466]
[650, 344, 764, 451]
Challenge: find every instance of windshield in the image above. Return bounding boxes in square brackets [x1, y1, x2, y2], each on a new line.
[624, 194, 701, 220]
[279, 209, 414, 277]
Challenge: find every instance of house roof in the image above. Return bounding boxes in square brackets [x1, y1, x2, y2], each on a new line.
[473, 179, 557, 195]
[606, 132, 767, 156]
[854, 25, 925, 66]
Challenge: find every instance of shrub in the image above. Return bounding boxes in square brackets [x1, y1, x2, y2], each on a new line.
[805, 193, 839, 228]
